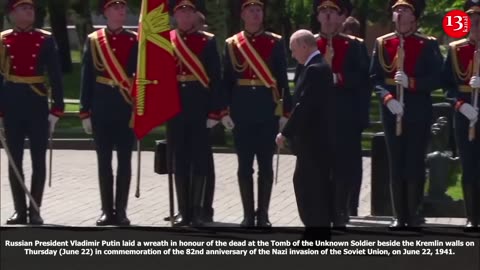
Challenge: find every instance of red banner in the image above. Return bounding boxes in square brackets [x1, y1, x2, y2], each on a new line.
[132, 0, 180, 139]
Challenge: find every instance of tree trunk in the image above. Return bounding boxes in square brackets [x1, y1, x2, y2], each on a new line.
[0, 9, 4, 30]
[71, 0, 94, 56]
[205, 0, 228, 51]
[34, 0, 47, 28]
[48, 0, 72, 73]
[228, 0, 242, 36]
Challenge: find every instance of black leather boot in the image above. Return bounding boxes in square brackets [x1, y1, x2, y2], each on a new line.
[256, 175, 273, 228]
[7, 167, 27, 225]
[6, 212, 27, 225]
[333, 180, 348, 228]
[191, 176, 207, 227]
[463, 182, 479, 231]
[97, 175, 115, 226]
[115, 174, 132, 226]
[389, 179, 407, 229]
[29, 207, 44, 225]
[173, 175, 191, 227]
[406, 181, 425, 228]
[202, 152, 216, 223]
[238, 176, 255, 227]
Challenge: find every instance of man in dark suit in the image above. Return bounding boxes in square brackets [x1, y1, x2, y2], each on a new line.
[276, 29, 335, 228]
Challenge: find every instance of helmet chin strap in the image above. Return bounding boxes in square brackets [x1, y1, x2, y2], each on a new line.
[395, 21, 416, 36]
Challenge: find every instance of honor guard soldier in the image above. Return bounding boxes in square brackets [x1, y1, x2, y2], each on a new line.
[223, 0, 292, 227]
[442, 0, 480, 230]
[314, 0, 371, 227]
[0, 0, 64, 225]
[370, 0, 443, 228]
[168, 0, 224, 227]
[79, 0, 138, 226]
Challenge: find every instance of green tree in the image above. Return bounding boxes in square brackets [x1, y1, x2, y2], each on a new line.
[49, 0, 72, 72]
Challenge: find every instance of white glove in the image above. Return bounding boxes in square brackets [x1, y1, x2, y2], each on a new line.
[221, 115, 235, 130]
[206, 119, 219, 128]
[333, 73, 338, 85]
[82, 118, 93, 135]
[276, 133, 286, 148]
[469, 76, 480, 89]
[386, 99, 404, 116]
[48, 114, 59, 135]
[394, 71, 409, 88]
[459, 103, 479, 122]
[279, 116, 288, 131]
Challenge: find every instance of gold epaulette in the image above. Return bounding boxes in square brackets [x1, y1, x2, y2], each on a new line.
[376, 32, 397, 73]
[376, 32, 396, 44]
[225, 35, 247, 73]
[88, 31, 105, 72]
[200, 31, 214, 38]
[338, 33, 364, 43]
[125, 29, 138, 36]
[0, 30, 13, 78]
[226, 36, 235, 45]
[88, 30, 100, 39]
[1, 29, 13, 38]
[449, 38, 469, 48]
[414, 32, 436, 41]
[264, 31, 282, 40]
[449, 38, 472, 81]
[34, 28, 52, 36]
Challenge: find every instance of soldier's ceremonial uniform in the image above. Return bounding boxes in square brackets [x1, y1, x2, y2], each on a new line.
[443, 0, 480, 229]
[79, 0, 137, 226]
[370, 0, 443, 227]
[223, 0, 292, 227]
[314, 0, 371, 225]
[0, 0, 64, 225]
[168, 0, 224, 226]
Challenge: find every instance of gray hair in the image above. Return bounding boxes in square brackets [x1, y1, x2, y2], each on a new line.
[290, 29, 317, 48]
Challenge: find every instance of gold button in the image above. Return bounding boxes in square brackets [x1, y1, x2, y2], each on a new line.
[182, 72, 186, 75]
[252, 87, 256, 90]
[130, 37, 134, 41]
[32, 54, 36, 58]
[113, 37, 116, 40]
[30, 66, 34, 70]
[252, 39, 255, 42]
[252, 74, 256, 78]
[13, 33, 17, 36]
[10, 55, 14, 59]
[13, 66, 16, 69]
[113, 48, 116, 52]
[182, 83, 186, 87]
[36, 43, 40, 47]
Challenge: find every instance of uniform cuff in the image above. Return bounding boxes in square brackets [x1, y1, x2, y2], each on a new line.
[455, 100, 465, 111]
[79, 111, 91, 120]
[50, 108, 64, 117]
[209, 109, 229, 120]
[408, 78, 416, 91]
[335, 73, 344, 87]
[383, 94, 394, 105]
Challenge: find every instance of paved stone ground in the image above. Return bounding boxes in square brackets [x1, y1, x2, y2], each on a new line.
[0, 150, 466, 227]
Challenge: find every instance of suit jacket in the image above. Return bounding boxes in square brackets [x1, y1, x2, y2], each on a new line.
[282, 54, 335, 155]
